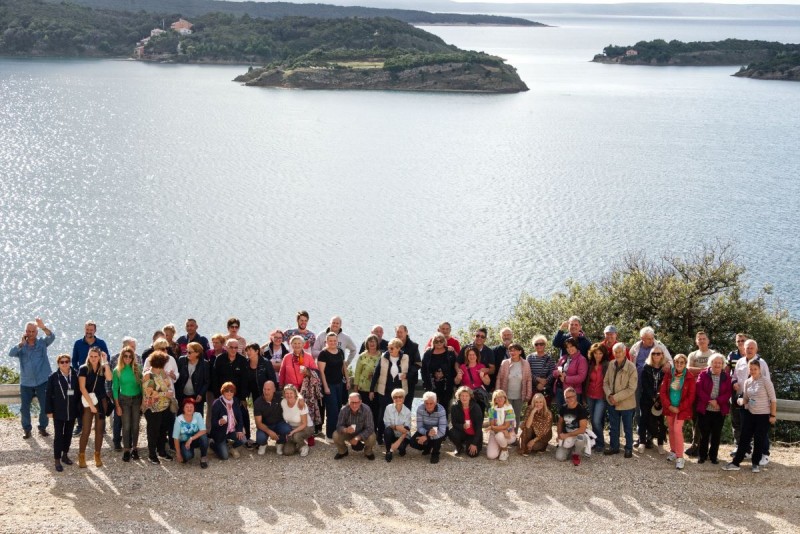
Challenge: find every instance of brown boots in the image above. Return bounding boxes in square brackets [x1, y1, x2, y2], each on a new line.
[78, 452, 87, 468]
[94, 452, 102, 467]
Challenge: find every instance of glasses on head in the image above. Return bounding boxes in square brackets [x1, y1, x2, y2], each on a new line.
[534, 342, 545, 346]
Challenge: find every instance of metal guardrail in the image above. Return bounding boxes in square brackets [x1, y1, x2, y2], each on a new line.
[777, 399, 800, 422]
[0, 384, 21, 404]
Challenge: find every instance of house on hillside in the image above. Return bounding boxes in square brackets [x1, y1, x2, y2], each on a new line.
[625, 49, 639, 57]
[171, 19, 194, 35]
[151, 28, 166, 38]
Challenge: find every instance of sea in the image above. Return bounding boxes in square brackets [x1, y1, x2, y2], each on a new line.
[1, 14, 799, 364]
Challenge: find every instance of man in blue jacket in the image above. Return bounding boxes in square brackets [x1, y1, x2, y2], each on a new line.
[71, 320, 109, 435]
[9, 318, 54, 439]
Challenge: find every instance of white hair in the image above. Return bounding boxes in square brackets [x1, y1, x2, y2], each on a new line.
[744, 339, 758, 350]
[613, 342, 627, 354]
[707, 353, 725, 367]
[500, 327, 512, 335]
[568, 316, 581, 324]
[25, 321, 37, 329]
[639, 327, 655, 338]
[422, 391, 438, 403]
[122, 336, 137, 346]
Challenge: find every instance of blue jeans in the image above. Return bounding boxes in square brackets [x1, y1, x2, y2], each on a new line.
[20, 381, 49, 432]
[608, 405, 634, 452]
[587, 398, 606, 448]
[212, 432, 245, 460]
[324, 382, 345, 439]
[256, 422, 292, 445]
[180, 434, 209, 461]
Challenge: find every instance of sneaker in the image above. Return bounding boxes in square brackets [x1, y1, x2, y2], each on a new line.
[752, 465, 761, 473]
[258, 445, 267, 456]
[667, 452, 677, 462]
[38, 428, 50, 437]
[603, 448, 620, 456]
[430, 453, 440, 464]
[334, 451, 349, 460]
[657, 444, 665, 455]
[729, 448, 737, 457]
[721, 462, 740, 471]
[499, 450, 509, 462]
[23, 430, 31, 440]
[122, 451, 131, 462]
[385, 451, 393, 462]
[229, 446, 240, 459]
[73, 426, 82, 436]
[571, 453, 581, 466]
[276, 444, 284, 456]
[676, 457, 685, 470]
[624, 450, 633, 459]
[300, 444, 309, 457]
[148, 455, 160, 464]
[633, 440, 640, 448]
[759, 455, 770, 466]
[637, 444, 645, 454]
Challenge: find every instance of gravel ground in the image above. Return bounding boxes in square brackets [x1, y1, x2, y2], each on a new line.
[0, 417, 798, 534]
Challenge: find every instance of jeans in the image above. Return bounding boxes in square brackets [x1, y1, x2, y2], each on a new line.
[112, 411, 122, 446]
[179, 434, 209, 461]
[20, 381, 49, 432]
[607, 405, 634, 452]
[118, 394, 142, 450]
[256, 422, 292, 445]
[212, 431, 246, 460]
[324, 382, 345, 439]
[555, 434, 589, 460]
[586, 397, 606, 448]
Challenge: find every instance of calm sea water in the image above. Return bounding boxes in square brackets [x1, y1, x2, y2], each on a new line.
[2, 16, 800, 364]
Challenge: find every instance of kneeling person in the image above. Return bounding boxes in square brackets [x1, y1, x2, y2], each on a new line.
[382, 388, 411, 462]
[555, 387, 590, 465]
[281, 385, 314, 457]
[409, 391, 448, 464]
[173, 399, 209, 468]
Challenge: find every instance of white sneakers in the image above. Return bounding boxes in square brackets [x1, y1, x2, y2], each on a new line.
[276, 444, 284, 456]
[722, 462, 740, 471]
[759, 455, 770, 466]
[499, 450, 509, 462]
[637, 444, 645, 454]
[300, 444, 309, 457]
[258, 445, 267, 456]
[667, 452, 677, 462]
[676, 458, 685, 470]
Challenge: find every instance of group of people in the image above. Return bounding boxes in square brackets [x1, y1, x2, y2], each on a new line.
[9, 312, 777, 473]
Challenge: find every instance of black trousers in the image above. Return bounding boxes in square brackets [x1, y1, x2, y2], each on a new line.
[408, 431, 446, 455]
[53, 419, 76, 460]
[145, 410, 169, 457]
[383, 427, 410, 453]
[448, 427, 481, 456]
[698, 410, 725, 461]
[733, 411, 770, 467]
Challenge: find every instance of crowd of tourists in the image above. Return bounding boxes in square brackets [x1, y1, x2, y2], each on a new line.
[9, 313, 777, 473]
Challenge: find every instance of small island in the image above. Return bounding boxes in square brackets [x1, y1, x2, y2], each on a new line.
[593, 39, 800, 81]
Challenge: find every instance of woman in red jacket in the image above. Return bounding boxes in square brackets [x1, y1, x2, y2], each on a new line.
[659, 354, 695, 470]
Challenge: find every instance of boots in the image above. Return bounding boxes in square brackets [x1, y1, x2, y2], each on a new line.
[78, 452, 87, 468]
[94, 452, 103, 467]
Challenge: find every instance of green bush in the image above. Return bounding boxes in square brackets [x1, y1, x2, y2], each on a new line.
[0, 366, 20, 385]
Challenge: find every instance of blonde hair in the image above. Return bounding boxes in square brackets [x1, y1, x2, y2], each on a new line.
[153, 338, 169, 351]
[492, 389, 507, 405]
[115, 346, 142, 384]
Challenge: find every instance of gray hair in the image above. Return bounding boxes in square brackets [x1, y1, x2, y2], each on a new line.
[25, 321, 37, 329]
[639, 326, 655, 338]
[122, 336, 137, 346]
[568, 316, 581, 324]
[707, 353, 725, 367]
[499, 327, 512, 336]
[744, 339, 758, 350]
[613, 342, 627, 354]
[348, 391, 362, 401]
[422, 391, 438, 403]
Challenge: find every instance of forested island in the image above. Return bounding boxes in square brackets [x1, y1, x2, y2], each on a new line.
[0, 0, 528, 92]
[593, 39, 800, 81]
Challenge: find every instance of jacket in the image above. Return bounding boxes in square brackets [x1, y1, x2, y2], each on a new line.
[449, 400, 484, 447]
[210, 396, 244, 443]
[694, 369, 733, 416]
[659, 368, 696, 421]
[370, 352, 410, 396]
[552, 330, 591, 357]
[212, 353, 249, 398]
[639, 364, 665, 408]
[249, 356, 278, 399]
[400, 338, 421, 389]
[583, 360, 609, 398]
[630, 340, 673, 373]
[421, 349, 457, 392]
[45, 369, 80, 421]
[496, 358, 532, 402]
[552, 353, 588, 395]
[175, 356, 210, 401]
[603, 359, 638, 411]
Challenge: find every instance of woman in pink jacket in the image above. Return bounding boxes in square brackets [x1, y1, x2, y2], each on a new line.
[496, 343, 532, 423]
[553, 337, 588, 409]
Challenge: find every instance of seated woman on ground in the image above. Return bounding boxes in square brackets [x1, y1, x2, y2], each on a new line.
[173, 399, 209, 468]
[518, 393, 553, 456]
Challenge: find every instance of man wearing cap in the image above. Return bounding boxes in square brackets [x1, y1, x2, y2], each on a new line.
[601, 326, 629, 361]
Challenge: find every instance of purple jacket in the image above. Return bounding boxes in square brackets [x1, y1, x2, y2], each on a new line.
[694, 369, 733, 416]
[553, 353, 588, 395]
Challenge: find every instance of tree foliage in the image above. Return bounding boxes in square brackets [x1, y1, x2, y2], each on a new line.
[602, 38, 800, 65]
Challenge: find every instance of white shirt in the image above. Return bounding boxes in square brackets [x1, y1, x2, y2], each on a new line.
[143, 354, 180, 389]
[733, 355, 770, 393]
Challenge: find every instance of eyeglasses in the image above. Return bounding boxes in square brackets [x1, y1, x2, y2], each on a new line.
[534, 342, 546, 346]
[392, 396, 404, 400]
[58, 361, 70, 365]
[229, 326, 239, 330]
[565, 395, 577, 399]
[123, 355, 133, 359]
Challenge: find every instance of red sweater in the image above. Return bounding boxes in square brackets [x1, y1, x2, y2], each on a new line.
[659, 369, 695, 421]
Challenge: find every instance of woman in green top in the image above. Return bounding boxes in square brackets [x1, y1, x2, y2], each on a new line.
[354, 335, 382, 442]
[113, 346, 143, 462]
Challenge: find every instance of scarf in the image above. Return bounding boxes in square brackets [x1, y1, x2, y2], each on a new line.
[223, 396, 236, 433]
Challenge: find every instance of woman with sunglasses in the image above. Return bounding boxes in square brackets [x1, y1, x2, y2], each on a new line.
[46, 354, 81, 472]
[112, 346, 143, 462]
[421, 333, 457, 413]
[527, 335, 556, 404]
[659, 354, 695, 470]
[77, 346, 112, 468]
[638, 347, 667, 454]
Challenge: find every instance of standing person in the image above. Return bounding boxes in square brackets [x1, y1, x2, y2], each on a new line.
[318, 332, 351, 440]
[280, 384, 314, 457]
[254, 381, 291, 456]
[71, 320, 108, 436]
[312, 316, 358, 365]
[454, 347, 491, 412]
[175, 342, 210, 417]
[395, 325, 421, 409]
[695, 354, 732, 465]
[685, 331, 716, 457]
[731, 339, 771, 463]
[177, 318, 210, 356]
[583, 343, 609, 452]
[173, 399, 209, 468]
[333, 392, 377, 460]
[552, 316, 591, 358]
[9, 318, 54, 439]
[141, 352, 174, 464]
[278, 335, 322, 433]
[263, 330, 289, 374]
[108, 337, 140, 451]
[421, 333, 457, 413]
[600, 325, 628, 361]
[408, 392, 447, 464]
[382, 388, 412, 462]
[140, 330, 164, 362]
[206, 333, 226, 428]
[359, 325, 389, 354]
[486, 390, 517, 462]
[424, 322, 461, 354]
[603, 343, 638, 458]
[638, 347, 667, 454]
[448, 386, 484, 458]
[77, 347, 112, 468]
[225, 317, 247, 350]
[554, 387, 590, 466]
[243, 343, 278, 446]
[284, 310, 316, 354]
[45, 354, 79, 472]
[527, 335, 556, 402]
[553, 338, 588, 409]
[630, 327, 673, 440]
[726, 333, 748, 453]
[492, 327, 514, 371]
[213, 339, 249, 444]
[354, 335, 382, 434]
[369, 338, 410, 443]
[723, 359, 777, 473]
[659, 354, 695, 470]
[496, 343, 532, 423]
[210, 382, 246, 460]
[143, 339, 180, 451]
[458, 328, 495, 375]
[112, 346, 143, 462]
[518, 393, 553, 456]
[162, 324, 181, 359]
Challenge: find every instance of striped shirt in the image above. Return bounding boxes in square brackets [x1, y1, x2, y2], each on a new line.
[744, 376, 776, 415]
[528, 354, 556, 382]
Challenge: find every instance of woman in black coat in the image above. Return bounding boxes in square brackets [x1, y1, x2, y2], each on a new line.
[45, 354, 81, 472]
[210, 382, 246, 460]
[175, 342, 211, 416]
[448, 386, 484, 457]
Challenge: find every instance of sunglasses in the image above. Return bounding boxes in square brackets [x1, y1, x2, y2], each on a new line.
[58, 361, 70, 365]
[651, 352, 663, 355]
[534, 342, 546, 346]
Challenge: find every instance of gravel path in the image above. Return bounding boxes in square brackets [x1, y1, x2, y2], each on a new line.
[0, 418, 798, 533]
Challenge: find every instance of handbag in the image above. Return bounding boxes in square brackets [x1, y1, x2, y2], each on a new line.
[81, 371, 100, 408]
